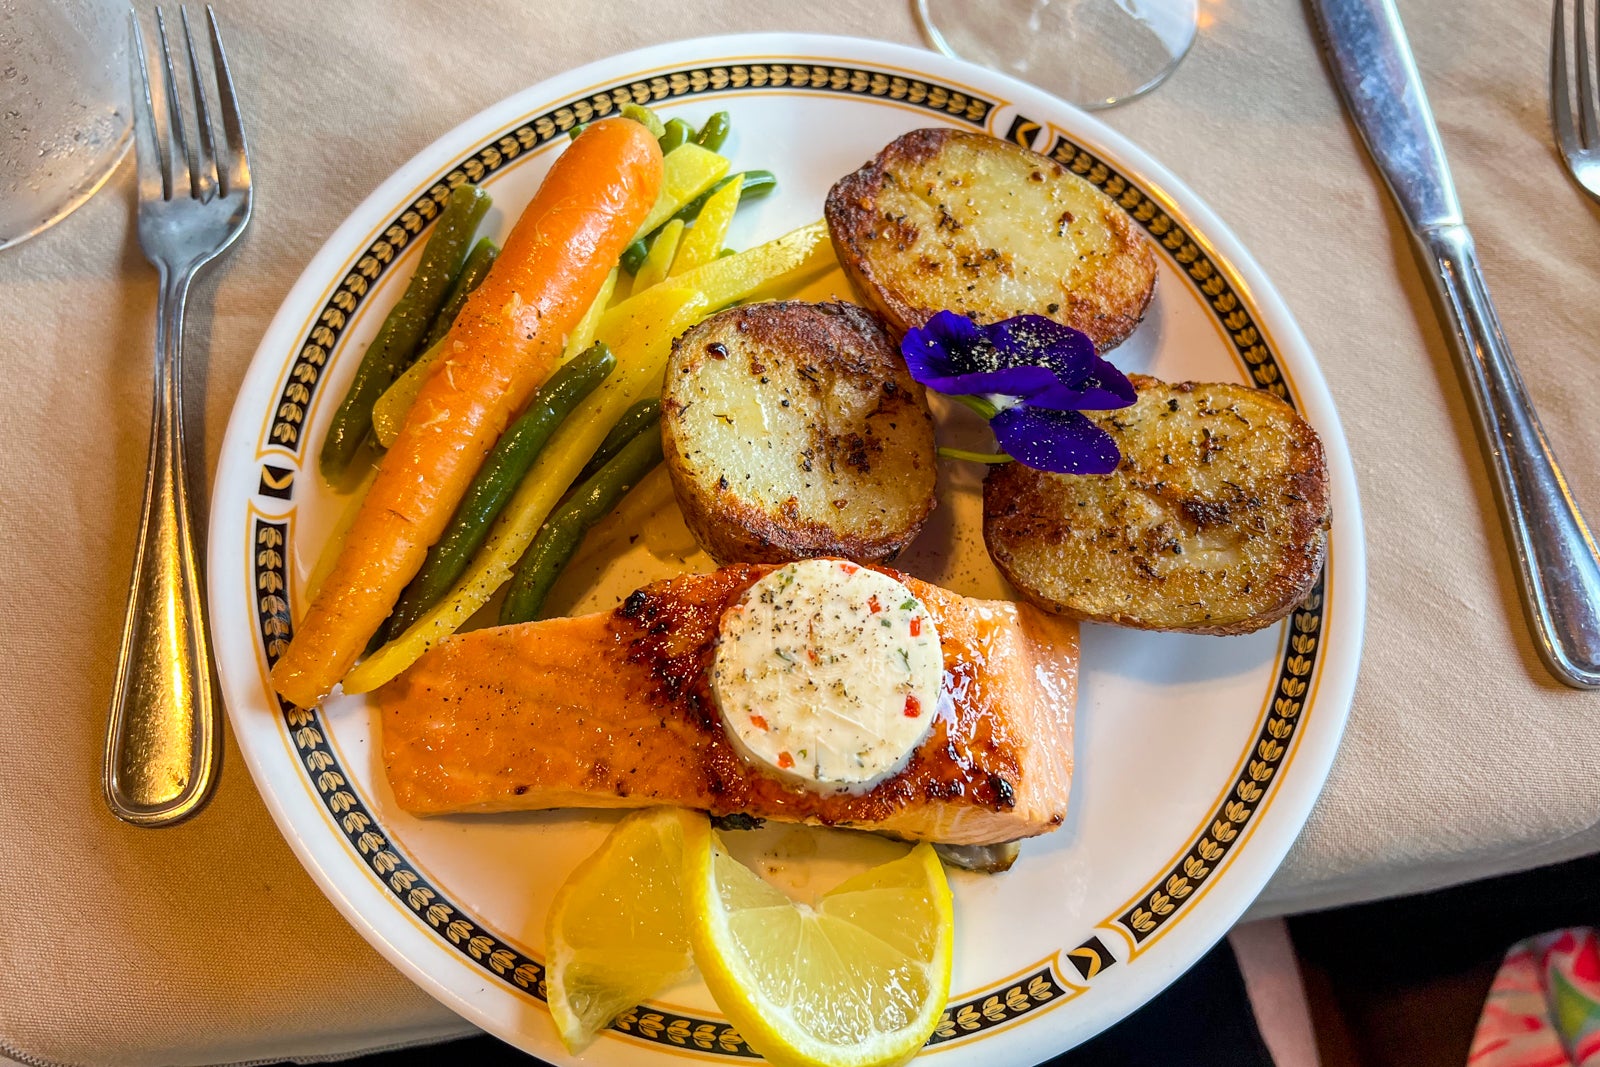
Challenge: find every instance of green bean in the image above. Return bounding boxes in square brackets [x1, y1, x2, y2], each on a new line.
[621, 103, 665, 138]
[567, 123, 588, 141]
[420, 237, 498, 352]
[577, 397, 660, 483]
[658, 118, 694, 155]
[620, 237, 650, 274]
[736, 169, 778, 201]
[320, 184, 491, 480]
[500, 417, 663, 624]
[670, 169, 776, 224]
[383, 343, 616, 638]
[694, 111, 731, 152]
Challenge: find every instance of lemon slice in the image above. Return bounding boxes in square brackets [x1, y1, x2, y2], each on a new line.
[687, 829, 954, 1067]
[545, 807, 705, 1052]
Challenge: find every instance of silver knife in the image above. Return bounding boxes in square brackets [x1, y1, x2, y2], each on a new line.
[1309, 0, 1600, 689]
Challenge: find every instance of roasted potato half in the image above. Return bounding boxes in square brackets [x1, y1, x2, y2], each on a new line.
[983, 376, 1330, 635]
[825, 128, 1158, 352]
[661, 301, 937, 564]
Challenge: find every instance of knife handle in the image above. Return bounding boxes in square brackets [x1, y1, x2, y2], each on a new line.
[1419, 223, 1600, 688]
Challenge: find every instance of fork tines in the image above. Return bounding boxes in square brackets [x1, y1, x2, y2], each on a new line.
[129, 6, 248, 203]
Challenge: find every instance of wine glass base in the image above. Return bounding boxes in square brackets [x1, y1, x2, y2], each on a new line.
[915, 0, 1199, 110]
[0, 128, 131, 253]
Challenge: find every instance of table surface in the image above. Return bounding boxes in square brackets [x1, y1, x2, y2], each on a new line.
[4, 1, 1600, 1064]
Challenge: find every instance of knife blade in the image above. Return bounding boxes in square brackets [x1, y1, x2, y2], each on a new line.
[1310, 0, 1459, 231]
[1309, 0, 1600, 689]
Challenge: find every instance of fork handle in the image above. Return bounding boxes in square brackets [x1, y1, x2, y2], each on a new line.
[104, 269, 220, 824]
[1418, 222, 1600, 688]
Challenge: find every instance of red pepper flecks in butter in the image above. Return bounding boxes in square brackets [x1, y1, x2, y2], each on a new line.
[710, 559, 943, 794]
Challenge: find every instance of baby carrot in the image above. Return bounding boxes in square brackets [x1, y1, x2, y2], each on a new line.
[271, 118, 663, 707]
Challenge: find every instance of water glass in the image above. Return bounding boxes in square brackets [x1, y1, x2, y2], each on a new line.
[0, 0, 130, 249]
[916, 0, 1200, 110]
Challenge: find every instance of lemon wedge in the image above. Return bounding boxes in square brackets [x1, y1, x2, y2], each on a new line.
[686, 828, 955, 1067]
[544, 807, 703, 1052]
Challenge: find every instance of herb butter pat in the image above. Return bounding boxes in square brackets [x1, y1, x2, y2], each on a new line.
[711, 560, 944, 792]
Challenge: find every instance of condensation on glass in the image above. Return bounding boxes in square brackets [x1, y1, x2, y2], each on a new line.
[0, 0, 130, 248]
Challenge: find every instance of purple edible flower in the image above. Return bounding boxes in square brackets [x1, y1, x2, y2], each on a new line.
[900, 311, 1136, 475]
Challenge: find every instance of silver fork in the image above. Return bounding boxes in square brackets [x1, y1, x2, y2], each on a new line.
[105, 6, 251, 826]
[1553, 0, 1600, 201]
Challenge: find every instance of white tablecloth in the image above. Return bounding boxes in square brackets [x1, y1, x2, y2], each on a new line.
[3, 1, 1598, 1063]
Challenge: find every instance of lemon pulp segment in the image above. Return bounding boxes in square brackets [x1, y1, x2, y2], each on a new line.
[688, 829, 954, 1067]
[544, 807, 706, 1052]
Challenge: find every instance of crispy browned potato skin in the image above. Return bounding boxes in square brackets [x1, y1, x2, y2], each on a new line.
[824, 128, 1158, 353]
[983, 376, 1331, 635]
[661, 301, 937, 564]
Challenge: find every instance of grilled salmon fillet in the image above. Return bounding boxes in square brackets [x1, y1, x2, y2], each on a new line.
[378, 564, 1078, 846]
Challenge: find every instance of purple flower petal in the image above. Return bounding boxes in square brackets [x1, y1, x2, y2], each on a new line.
[986, 315, 1097, 373]
[1027, 367, 1139, 412]
[902, 311, 1135, 410]
[987, 315, 1136, 411]
[991, 405, 1122, 475]
[901, 311, 1059, 398]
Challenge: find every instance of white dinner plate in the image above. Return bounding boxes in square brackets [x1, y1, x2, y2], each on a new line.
[210, 33, 1366, 1065]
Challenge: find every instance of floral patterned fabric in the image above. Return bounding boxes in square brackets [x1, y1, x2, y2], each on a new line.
[1470, 929, 1600, 1066]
